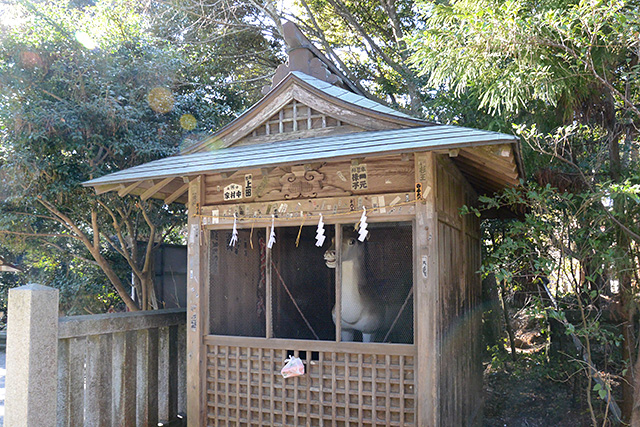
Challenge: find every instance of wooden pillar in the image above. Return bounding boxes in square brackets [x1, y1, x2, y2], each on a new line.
[186, 176, 206, 426]
[414, 152, 440, 426]
[335, 224, 343, 342]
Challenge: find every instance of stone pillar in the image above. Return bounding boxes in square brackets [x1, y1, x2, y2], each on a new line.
[5, 284, 59, 426]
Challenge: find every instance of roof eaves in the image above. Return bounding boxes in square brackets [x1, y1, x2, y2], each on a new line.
[84, 125, 519, 187]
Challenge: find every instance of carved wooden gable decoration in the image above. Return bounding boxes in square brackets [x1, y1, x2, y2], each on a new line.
[238, 99, 356, 145]
[182, 72, 425, 153]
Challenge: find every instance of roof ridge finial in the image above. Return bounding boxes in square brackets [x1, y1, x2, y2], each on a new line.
[262, 21, 344, 95]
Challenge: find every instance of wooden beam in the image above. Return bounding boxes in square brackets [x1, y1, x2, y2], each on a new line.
[140, 178, 174, 201]
[459, 171, 500, 195]
[453, 156, 519, 186]
[164, 183, 189, 205]
[459, 148, 518, 176]
[488, 144, 512, 157]
[461, 147, 517, 173]
[94, 184, 119, 195]
[261, 167, 275, 177]
[220, 171, 238, 179]
[448, 148, 459, 158]
[118, 181, 144, 197]
[303, 162, 324, 171]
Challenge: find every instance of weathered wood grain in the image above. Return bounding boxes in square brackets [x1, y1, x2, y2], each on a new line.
[203, 155, 414, 205]
[186, 176, 205, 427]
[435, 155, 483, 426]
[203, 336, 416, 425]
[414, 151, 439, 427]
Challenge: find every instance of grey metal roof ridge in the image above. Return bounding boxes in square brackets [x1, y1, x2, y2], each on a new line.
[290, 71, 415, 119]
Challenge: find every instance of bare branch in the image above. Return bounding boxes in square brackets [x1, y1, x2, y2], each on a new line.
[97, 200, 144, 278]
[91, 208, 100, 251]
[138, 202, 157, 274]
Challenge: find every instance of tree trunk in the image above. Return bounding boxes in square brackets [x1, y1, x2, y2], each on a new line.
[632, 316, 640, 426]
[621, 268, 636, 424]
[92, 250, 140, 311]
[482, 274, 503, 354]
[498, 281, 517, 361]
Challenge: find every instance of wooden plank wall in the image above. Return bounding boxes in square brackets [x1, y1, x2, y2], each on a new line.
[435, 156, 483, 426]
[203, 154, 414, 206]
[204, 336, 416, 426]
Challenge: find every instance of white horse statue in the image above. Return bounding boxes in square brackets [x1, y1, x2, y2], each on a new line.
[324, 231, 386, 342]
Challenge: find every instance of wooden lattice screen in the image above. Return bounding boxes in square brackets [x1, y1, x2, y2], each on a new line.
[205, 336, 416, 426]
[251, 100, 346, 138]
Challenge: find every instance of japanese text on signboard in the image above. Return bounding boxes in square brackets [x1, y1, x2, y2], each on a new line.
[350, 164, 368, 190]
[223, 183, 243, 201]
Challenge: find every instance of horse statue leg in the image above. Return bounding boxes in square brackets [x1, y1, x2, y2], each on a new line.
[341, 329, 355, 342]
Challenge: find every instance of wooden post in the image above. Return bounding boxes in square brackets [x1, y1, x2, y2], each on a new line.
[5, 284, 59, 427]
[266, 235, 273, 339]
[186, 176, 205, 426]
[414, 152, 440, 426]
[335, 224, 342, 342]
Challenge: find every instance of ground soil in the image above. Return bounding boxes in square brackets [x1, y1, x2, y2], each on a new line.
[482, 308, 595, 426]
[483, 358, 593, 426]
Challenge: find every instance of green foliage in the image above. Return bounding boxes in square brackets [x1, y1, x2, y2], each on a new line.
[409, 0, 639, 119]
[0, 0, 273, 310]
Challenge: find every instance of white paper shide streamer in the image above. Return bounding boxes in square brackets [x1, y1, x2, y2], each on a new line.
[358, 207, 368, 242]
[229, 213, 238, 246]
[315, 214, 326, 247]
[267, 215, 276, 249]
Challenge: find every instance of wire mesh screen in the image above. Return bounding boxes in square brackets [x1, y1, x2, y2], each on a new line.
[339, 222, 414, 344]
[272, 225, 336, 341]
[209, 228, 266, 337]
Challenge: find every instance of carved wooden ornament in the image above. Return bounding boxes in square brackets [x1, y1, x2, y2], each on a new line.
[279, 166, 324, 199]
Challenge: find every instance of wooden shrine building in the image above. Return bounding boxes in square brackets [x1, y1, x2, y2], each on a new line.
[85, 22, 524, 427]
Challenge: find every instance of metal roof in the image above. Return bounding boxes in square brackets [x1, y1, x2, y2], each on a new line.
[84, 125, 518, 187]
[290, 72, 415, 120]
[182, 71, 423, 154]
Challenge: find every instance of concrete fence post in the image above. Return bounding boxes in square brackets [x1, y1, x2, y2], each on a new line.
[5, 284, 59, 426]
